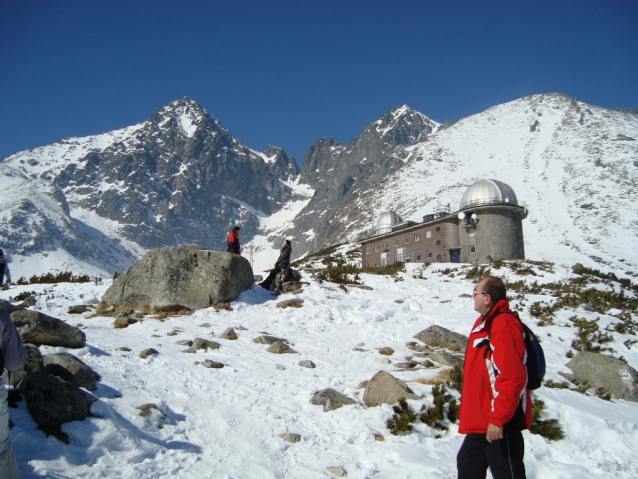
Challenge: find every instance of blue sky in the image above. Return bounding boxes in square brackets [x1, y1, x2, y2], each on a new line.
[1, 0, 637, 164]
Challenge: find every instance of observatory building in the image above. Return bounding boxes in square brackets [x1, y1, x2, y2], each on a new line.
[360, 179, 527, 266]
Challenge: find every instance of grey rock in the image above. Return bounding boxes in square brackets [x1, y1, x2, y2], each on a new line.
[378, 347, 394, 356]
[192, 338, 220, 351]
[414, 325, 468, 353]
[140, 348, 159, 359]
[357, 380, 369, 389]
[182, 348, 197, 354]
[20, 296, 37, 307]
[102, 245, 253, 311]
[572, 263, 586, 275]
[395, 361, 418, 369]
[219, 327, 238, 340]
[326, 466, 347, 477]
[175, 340, 193, 346]
[363, 370, 416, 407]
[431, 351, 464, 368]
[276, 298, 304, 309]
[254, 275, 263, 283]
[68, 305, 90, 315]
[310, 388, 357, 412]
[43, 352, 101, 391]
[281, 281, 304, 294]
[347, 284, 373, 290]
[19, 371, 97, 429]
[253, 335, 287, 345]
[278, 432, 301, 443]
[567, 351, 638, 401]
[11, 310, 86, 348]
[276, 364, 286, 370]
[0, 299, 20, 314]
[266, 341, 297, 354]
[299, 360, 316, 368]
[114, 317, 138, 328]
[199, 360, 224, 369]
[377, 357, 391, 365]
[10, 344, 44, 388]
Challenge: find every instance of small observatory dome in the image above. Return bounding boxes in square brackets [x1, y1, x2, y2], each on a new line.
[375, 211, 403, 235]
[459, 179, 518, 210]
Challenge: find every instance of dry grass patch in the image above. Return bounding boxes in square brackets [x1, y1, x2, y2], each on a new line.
[415, 368, 454, 385]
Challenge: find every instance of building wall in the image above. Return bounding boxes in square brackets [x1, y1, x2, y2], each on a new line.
[458, 207, 525, 263]
[361, 218, 458, 267]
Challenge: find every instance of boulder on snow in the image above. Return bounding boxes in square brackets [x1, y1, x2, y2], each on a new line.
[567, 351, 638, 401]
[43, 352, 101, 391]
[310, 388, 357, 412]
[11, 310, 86, 348]
[414, 325, 468, 353]
[19, 371, 97, 430]
[363, 370, 416, 407]
[101, 244, 254, 311]
[10, 344, 44, 388]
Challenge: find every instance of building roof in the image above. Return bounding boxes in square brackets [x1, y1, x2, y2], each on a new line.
[459, 179, 518, 210]
[376, 211, 403, 234]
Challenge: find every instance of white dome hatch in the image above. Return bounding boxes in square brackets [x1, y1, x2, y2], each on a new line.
[375, 211, 403, 235]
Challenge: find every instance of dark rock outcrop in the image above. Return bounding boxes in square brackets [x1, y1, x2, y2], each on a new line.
[567, 351, 638, 401]
[11, 310, 86, 348]
[43, 352, 101, 391]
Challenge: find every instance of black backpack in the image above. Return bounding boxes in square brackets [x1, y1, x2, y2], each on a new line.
[482, 310, 546, 390]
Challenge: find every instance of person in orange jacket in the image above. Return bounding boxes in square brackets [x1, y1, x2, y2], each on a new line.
[226, 226, 242, 255]
[457, 276, 532, 479]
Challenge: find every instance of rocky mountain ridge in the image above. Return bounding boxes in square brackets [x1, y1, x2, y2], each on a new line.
[1, 93, 637, 277]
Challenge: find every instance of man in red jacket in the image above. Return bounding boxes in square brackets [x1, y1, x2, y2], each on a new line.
[457, 276, 532, 479]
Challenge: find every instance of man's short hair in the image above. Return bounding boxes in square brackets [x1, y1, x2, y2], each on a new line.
[482, 276, 506, 303]
[284, 239, 291, 247]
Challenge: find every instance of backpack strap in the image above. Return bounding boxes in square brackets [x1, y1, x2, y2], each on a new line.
[479, 310, 520, 358]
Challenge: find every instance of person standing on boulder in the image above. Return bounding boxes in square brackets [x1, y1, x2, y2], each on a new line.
[457, 276, 531, 479]
[0, 309, 26, 478]
[0, 250, 11, 289]
[259, 239, 292, 290]
[226, 227, 242, 255]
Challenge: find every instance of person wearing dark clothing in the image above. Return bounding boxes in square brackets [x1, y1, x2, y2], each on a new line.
[0, 309, 26, 478]
[226, 227, 242, 255]
[0, 250, 11, 288]
[259, 240, 292, 290]
[456, 276, 531, 479]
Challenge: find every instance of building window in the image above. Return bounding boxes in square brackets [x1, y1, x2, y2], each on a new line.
[416, 254, 421, 261]
[404, 236, 410, 244]
[435, 226, 441, 232]
[394, 239, 400, 246]
[427, 251, 433, 259]
[406, 257, 411, 263]
[426, 230, 432, 238]
[470, 245, 476, 254]
[436, 240, 441, 246]
[384, 241, 389, 249]
[514, 228, 519, 236]
[468, 228, 475, 238]
[415, 233, 421, 241]
[437, 254, 442, 260]
[366, 246, 370, 254]
[515, 244, 521, 252]
[375, 244, 380, 252]
[513, 212, 518, 220]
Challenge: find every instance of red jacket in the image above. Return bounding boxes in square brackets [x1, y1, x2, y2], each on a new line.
[227, 231, 241, 255]
[458, 299, 532, 434]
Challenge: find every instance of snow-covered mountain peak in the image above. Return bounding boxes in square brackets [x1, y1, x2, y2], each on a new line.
[371, 104, 440, 142]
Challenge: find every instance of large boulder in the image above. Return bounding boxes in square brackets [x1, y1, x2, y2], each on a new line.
[0, 299, 21, 315]
[101, 245, 254, 311]
[19, 371, 97, 429]
[43, 352, 101, 391]
[414, 325, 468, 353]
[567, 351, 638, 401]
[10, 344, 44, 387]
[11, 310, 86, 348]
[363, 371, 416, 407]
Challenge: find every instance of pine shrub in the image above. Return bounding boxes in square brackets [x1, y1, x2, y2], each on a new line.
[386, 398, 417, 435]
[530, 399, 564, 441]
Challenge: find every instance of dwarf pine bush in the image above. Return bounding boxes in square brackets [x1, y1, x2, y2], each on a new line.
[530, 399, 564, 441]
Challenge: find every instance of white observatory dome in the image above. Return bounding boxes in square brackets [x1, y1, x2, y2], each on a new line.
[459, 179, 518, 210]
[375, 211, 403, 235]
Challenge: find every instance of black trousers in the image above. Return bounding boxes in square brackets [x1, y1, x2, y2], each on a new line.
[457, 432, 526, 479]
[260, 264, 283, 289]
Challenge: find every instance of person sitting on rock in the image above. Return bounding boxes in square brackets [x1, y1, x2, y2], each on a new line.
[0, 249, 11, 290]
[259, 239, 292, 290]
[226, 226, 242, 255]
[271, 266, 299, 294]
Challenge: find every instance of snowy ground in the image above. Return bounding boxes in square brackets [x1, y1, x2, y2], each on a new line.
[4, 262, 638, 478]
